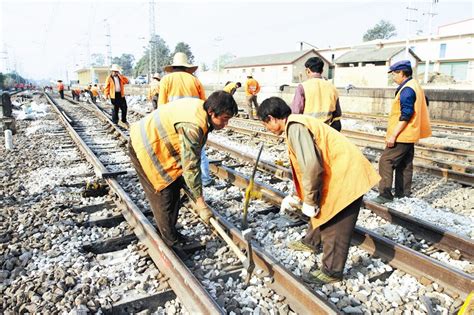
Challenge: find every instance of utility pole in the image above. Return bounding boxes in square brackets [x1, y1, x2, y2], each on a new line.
[423, 0, 438, 84]
[0, 44, 8, 73]
[405, 1, 418, 58]
[149, 0, 156, 79]
[104, 19, 112, 66]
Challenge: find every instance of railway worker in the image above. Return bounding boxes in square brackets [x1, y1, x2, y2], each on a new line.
[373, 60, 432, 204]
[148, 73, 161, 110]
[244, 75, 260, 119]
[104, 64, 130, 125]
[159, 53, 213, 187]
[290, 57, 342, 131]
[223, 81, 241, 95]
[128, 91, 238, 252]
[257, 97, 380, 284]
[91, 84, 99, 104]
[57, 80, 64, 99]
[71, 88, 81, 101]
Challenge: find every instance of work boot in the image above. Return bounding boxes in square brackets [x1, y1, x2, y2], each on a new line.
[302, 270, 341, 285]
[372, 195, 393, 204]
[287, 240, 317, 252]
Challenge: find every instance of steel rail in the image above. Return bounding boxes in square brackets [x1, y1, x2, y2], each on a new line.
[208, 163, 474, 299]
[224, 124, 474, 186]
[76, 100, 341, 314]
[183, 187, 339, 315]
[206, 141, 474, 261]
[344, 112, 474, 134]
[44, 93, 224, 314]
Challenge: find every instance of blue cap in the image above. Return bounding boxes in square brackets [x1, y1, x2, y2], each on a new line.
[388, 60, 412, 73]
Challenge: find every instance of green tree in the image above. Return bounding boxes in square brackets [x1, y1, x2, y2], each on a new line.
[134, 35, 171, 76]
[363, 20, 397, 41]
[212, 53, 236, 71]
[173, 42, 194, 64]
[112, 54, 135, 76]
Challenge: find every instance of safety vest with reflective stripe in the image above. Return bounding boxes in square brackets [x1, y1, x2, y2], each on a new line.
[285, 115, 380, 228]
[158, 71, 206, 105]
[129, 98, 209, 191]
[301, 78, 339, 124]
[387, 78, 432, 143]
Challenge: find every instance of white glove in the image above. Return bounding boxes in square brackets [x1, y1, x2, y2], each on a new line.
[280, 195, 301, 214]
[301, 203, 320, 218]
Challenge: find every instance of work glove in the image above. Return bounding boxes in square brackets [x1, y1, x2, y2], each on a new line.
[280, 195, 301, 214]
[196, 205, 213, 224]
[301, 203, 320, 218]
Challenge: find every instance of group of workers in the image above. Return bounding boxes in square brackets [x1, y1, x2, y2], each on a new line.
[59, 52, 431, 285]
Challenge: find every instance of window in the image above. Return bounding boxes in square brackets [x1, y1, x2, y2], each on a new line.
[226, 70, 230, 74]
[261, 67, 265, 72]
[283, 66, 288, 71]
[439, 43, 447, 58]
[242, 69, 246, 73]
[251, 68, 255, 73]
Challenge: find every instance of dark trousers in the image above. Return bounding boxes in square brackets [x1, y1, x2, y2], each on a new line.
[246, 95, 259, 118]
[111, 92, 127, 123]
[378, 143, 414, 199]
[129, 143, 184, 246]
[59, 90, 64, 99]
[152, 95, 158, 110]
[303, 196, 362, 279]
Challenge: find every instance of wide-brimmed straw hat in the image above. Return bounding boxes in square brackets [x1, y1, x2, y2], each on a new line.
[152, 73, 161, 80]
[164, 52, 198, 73]
[110, 64, 121, 73]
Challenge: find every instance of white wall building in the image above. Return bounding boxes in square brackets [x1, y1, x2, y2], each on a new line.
[334, 46, 420, 88]
[223, 49, 331, 87]
[317, 18, 474, 85]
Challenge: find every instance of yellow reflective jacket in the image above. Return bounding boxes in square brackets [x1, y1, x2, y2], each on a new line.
[387, 79, 432, 143]
[285, 114, 380, 228]
[158, 72, 206, 105]
[301, 78, 338, 124]
[129, 98, 209, 191]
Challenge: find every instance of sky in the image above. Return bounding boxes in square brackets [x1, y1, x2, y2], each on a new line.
[1, 0, 473, 81]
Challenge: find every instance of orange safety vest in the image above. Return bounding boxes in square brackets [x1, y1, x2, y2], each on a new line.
[158, 72, 206, 105]
[129, 98, 209, 191]
[301, 78, 339, 124]
[91, 87, 99, 96]
[57, 83, 64, 91]
[285, 115, 380, 228]
[104, 74, 129, 99]
[387, 79, 432, 143]
[245, 79, 260, 96]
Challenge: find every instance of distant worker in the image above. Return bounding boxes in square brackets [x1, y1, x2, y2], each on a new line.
[104, 64, 130, 125]
[91, 84, 99, 104]
[71, 88, 82, 101]
[129, 91, 238, 252]
[291, 57, 342, 131]
[373, 60, 432, 204]
[223, 81, 241, 95]
[57, 80, 64, 99]
[244, 75, 260, 119]
[148, 73, 161, 110]
[159, 52, 212, 187]
[257, 97, 380, 284]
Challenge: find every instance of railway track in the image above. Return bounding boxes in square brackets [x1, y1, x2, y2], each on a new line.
[224, 118, 474, 186]
[43, 94, 340, 313]
[98, 100, 473, 311]
[344, 112, 474, 135]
